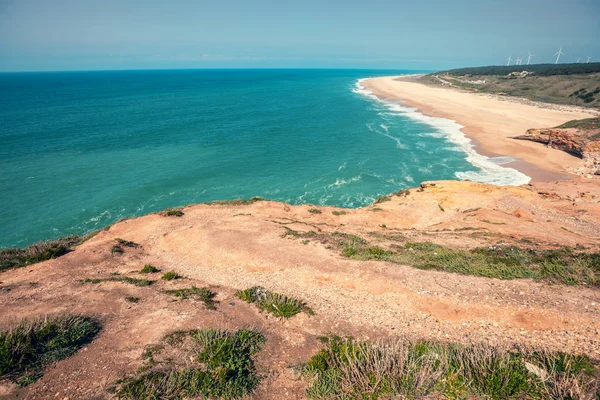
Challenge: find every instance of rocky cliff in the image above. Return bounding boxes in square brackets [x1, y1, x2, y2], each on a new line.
[513, 128, 600, 175]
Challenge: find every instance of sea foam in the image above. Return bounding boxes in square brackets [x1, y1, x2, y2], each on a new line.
[353, 78, 531, 186]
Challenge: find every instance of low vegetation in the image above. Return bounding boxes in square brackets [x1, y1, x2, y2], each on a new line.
[424, 65, 600, 108]
[331, 210, 347, 216]
[161, 271, 182, 280]
[159, 207, 184, 217]
[206, 196, 263, 206]
[556, 117, 600, 131]
[0, 236, 80, 272]
[236, 286, 314, 318]
[125, 296, 140, 303]
[163, 286, 217, 310]
[82, 276, 154, 287]
[114, 328, 265, 399]
[308, 208, 322, 214]
[111, 245, 124, 255]
[302, 336, 599, 399]
[140, 264, 160, 273]
[373, 195, 391, 204]
[0, 315, 101, 386]
[283, 229, 600, 286]
[434, 63, 600, 77]
[114, 238, 138, 247]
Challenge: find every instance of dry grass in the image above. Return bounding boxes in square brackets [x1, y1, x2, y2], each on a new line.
[0, 236, 81, 272]
[302, 336, 599, 399]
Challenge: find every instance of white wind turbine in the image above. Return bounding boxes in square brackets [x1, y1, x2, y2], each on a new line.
[554, 45, 564, 64]
[526, 52, 534, 65]
[506, 54, 512, 66]
[576, 57, 582, 63]
[515, 56, 523, 66]
[587, 56, 592, 63]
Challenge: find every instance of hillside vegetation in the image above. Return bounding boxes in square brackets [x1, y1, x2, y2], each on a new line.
[422, 64, 600, 108]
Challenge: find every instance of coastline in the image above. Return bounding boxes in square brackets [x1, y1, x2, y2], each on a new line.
[362, 75, 597, 182]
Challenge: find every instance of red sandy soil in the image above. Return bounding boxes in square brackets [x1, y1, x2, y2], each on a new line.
[1, 179, 599, 399]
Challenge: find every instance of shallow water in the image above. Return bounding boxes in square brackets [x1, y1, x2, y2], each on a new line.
[0, 69, 527, 248]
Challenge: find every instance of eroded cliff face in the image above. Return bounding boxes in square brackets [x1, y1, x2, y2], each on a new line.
[513, 128, 600, 175]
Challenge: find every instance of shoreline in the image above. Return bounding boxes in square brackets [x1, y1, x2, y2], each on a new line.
[362, 75, 596, 182]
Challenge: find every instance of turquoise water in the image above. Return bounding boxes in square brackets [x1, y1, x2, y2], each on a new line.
[0, 69, 527, 248]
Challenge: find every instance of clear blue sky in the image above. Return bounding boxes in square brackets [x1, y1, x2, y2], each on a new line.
[0, 0, 599, 72]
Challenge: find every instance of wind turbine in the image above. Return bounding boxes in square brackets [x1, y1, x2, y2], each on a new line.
[554, 45, 564, 64]
[506, 54, 512, 66]
[587, 56, 592, 63]
[576, 57, 582, 63]
[526, 52, 534, 65]
[516, 57, 523, 66]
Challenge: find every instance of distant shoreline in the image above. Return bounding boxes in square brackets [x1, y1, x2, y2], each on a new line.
[363, 75, 594, 182]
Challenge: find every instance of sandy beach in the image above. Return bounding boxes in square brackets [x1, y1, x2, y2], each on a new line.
[363, 75, 598, 181]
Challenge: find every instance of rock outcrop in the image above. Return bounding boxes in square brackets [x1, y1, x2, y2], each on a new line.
[513, 128, 600, 175]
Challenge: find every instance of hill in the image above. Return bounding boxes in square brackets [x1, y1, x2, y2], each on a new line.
[420, 64, 600, 109]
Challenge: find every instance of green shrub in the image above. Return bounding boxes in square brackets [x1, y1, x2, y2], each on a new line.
[160, 208, 184, 217]
[0, 236, 80, 272]
[114, 329, 265, 399]
[236, 286, 314, 318]
[111, 245, 124, 255]
[82, 276, 154, 287]
[374, 195, 391, 204]
[163, 286, 217, 310]
[302, 337, 599, 399]
[0, 315, 101, 386]
[161, 271, 182, 281]
[140, 264, 160, 274]
[114, 238, 138, 247]
[125, 296, 140, 303]
[308, 208, 322, 214]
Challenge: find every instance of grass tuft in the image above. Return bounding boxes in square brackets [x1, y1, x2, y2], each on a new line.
[302, 336, 599, 399]
[140, 264, 160, 274]
[125, 296, 140, 303]
[163, 286, 217, 310]
[111, 245, 124, 255]
[160, 207, 184, 217]
[114, 328, 265, 399]
[161, 271, 182, 281]
[235, 286, 314, 318]
[206, 197, 263, 206]
[374, 195, 391, 204]
[332, 210, 348, 216]
[0, 315, 101, 386]
[308, 208, 322, 214]
[114, 238, 138, 247]
[283, 229, 600, 286]
[0, 236, 80, 272]
[82, 276, 154, 287]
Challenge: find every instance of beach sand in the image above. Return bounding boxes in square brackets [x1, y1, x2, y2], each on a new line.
[363, 75, 598, 181]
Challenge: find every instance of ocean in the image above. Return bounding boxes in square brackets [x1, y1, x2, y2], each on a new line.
[0, 69, 528, 248]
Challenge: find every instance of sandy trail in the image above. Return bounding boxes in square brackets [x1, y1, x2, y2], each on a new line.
[363, 76, 598, 180]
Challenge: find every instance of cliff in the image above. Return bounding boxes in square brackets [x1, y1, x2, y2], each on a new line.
[513, 127, 600, 175]
[1, 179, 600, 398]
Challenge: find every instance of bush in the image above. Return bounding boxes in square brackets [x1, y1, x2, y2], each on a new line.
[236, 286, 314, 318]
[0, 237, 80, 272]
[161, 271, 182, 281]
[302, 336, 599, 399]
[140, 264, 160, 273]
[0, 315, 101, 386]
[114, 329, 265, 399]
[163, 286, 217, 310]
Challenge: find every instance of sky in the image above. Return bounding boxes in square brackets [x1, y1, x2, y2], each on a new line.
[0, 0, 599, 72]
